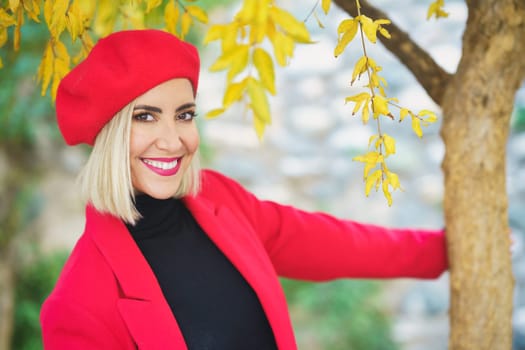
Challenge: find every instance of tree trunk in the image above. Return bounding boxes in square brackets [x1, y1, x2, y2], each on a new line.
[0, 252, 14, 350]
[336, 0, 525, 347]
[441, 1, 525, 349]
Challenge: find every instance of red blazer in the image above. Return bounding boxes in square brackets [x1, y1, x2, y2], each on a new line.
[40, 169, 447, 349]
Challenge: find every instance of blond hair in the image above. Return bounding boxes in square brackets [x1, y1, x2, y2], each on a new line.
[77, 101, 201, 224]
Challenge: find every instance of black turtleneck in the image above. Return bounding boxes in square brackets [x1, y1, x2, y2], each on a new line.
[125, 195, 278, 350]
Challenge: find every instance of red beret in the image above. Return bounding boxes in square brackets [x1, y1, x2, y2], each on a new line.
[56, 29, 200, 146]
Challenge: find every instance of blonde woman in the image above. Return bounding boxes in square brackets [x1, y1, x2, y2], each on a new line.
[41, 29, 448, 350]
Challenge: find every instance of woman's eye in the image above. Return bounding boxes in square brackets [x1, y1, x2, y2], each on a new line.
[133, 113, 155, 122]
[178, 110, 197, 121]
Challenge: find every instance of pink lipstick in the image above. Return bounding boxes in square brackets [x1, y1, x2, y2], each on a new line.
[141, 157, 181, 176]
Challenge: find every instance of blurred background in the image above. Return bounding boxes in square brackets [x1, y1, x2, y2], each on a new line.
[1, 0, 524, 349]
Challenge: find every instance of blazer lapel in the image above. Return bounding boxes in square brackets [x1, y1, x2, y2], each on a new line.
[86, 205, 187, 349]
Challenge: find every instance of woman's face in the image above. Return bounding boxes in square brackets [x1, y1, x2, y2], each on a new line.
[130, 78, 199, 199]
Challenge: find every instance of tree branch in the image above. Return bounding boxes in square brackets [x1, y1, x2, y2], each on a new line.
[332, 0, 452, 106]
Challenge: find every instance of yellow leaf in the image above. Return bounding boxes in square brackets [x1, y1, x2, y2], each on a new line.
[235, 0, 257, 24]
[9, 0, 20, 12]
[372, 95, 389, 118]
[374, 136, 382, 149]
[93, 1, 118, 37]
[351, 56, 368, 84]
[412, 117, 423, 138]
[387, 171, 401, 190]
[0, 56, 3, 68]
[427, 0, 449, 20]
[359, 15, 378, 43]
[48, 0, 69, 36]
[269, 6, 311, 43]
[418, 109, 438, 123]
[180, 11, 192, 39]
[78, 0, 96, 19]
[119, 3, 145, 29]
[205, 108, 226, 119]
[66, 15, 79, 42]
[0, 8, 16, 27]
[379, 27, 390, 39]
[66, 2, 86, 42]
[247, 77, 271, 138]
[54, 39, 70, 68]
[44, 0, 53, 27]
[204, 24, 227, 44]
[344, 92, 370, 104]
[253, 48, 276, 95]
[221, 23, 238, 52]
[345, 92, 370, 115]
[269, 31, 294, 66]
[223, 80, 247, 107]
[266, 16, 276, 38]
[254, 0, 270, 25]
[362, 160, 377, 179]
[362, 104, 370, 124]
[210, 44, 248, 72]
[375, 19, 390, 26]
[164, 0, 180, 35]
[22, 0, 40, 22]
[368, 135, 378, 149]
[399, 108, 409, 122]
[146, 0, 162, 13]
[353, 151, 383, 164]
[337, 18, 357, 34]
[322, 0, 331, 14]
[37, 41, 53, 96]
[186, 5, 208, 24]
[382, 134, 396, 156]
[369, 72, 381, 88]
[247, 24, 259, 44]
[334, 20, 358, 57]
[382, 178, 393, 206]
[226, 45, 249, 81]
[247, 78, 271, 123]
[365, 169, 382, 196]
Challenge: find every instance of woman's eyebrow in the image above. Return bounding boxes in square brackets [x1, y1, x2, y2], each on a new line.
[134, 102, 196, 113]
[176, 102, 196, 112]
[134, 105, 162, 113]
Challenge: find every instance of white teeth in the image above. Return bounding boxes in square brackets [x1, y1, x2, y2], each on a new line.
[143, 159, 178, 170]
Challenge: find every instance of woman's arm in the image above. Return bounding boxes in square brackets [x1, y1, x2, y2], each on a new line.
[202, 170, 448, 281]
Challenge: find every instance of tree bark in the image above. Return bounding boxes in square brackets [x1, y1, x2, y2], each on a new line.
[333, 0, 525, 348]
[441, 1, 525, 349]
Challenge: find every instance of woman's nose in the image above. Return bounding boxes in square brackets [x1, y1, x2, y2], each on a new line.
[155, 122, 183, 151]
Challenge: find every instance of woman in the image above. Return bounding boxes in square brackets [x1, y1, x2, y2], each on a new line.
[40, 29, 447, 350]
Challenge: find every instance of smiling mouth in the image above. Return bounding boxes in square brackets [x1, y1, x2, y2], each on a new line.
[142, 158, 178, 170]
[141, 157, 181, 176]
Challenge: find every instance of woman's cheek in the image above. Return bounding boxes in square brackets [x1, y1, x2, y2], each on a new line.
[185, 126, 200, 154]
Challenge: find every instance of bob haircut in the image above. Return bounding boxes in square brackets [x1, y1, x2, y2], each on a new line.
[76, 100, 201, 225]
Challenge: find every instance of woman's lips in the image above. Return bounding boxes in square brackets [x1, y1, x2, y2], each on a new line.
[141, 157, 181, 176]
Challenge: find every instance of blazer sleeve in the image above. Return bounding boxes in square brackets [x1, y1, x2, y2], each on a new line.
[41, 298, 125, 350]
[202, 170, 448, 281]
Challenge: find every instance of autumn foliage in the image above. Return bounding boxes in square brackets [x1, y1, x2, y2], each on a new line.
[0, 0, 448, 205]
